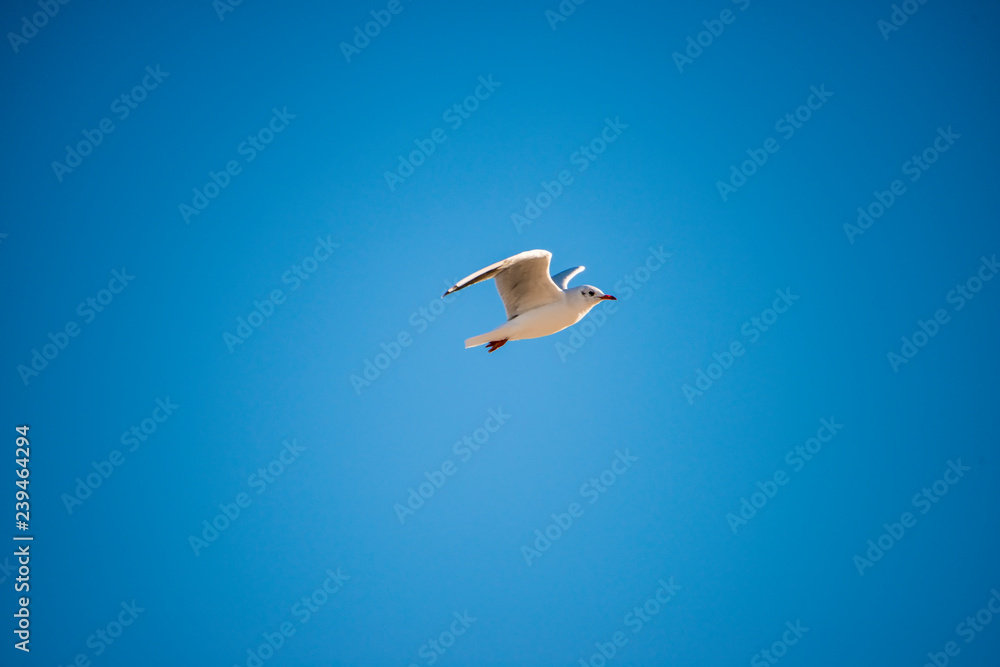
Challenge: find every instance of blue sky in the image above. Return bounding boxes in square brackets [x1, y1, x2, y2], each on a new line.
[2, 0, 999, 665]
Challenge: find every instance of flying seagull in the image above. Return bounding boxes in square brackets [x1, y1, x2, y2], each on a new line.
[443, 249, 616, 352]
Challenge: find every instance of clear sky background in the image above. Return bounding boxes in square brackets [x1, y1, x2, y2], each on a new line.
[2, 0, 999, 665]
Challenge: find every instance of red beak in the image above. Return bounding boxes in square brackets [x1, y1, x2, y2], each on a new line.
[600, 295, 617, 300]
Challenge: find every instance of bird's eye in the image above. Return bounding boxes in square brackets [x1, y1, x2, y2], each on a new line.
[589, 291, 594, 296]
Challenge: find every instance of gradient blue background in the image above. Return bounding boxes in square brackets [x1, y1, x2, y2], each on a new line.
[2, 0, 999, 664]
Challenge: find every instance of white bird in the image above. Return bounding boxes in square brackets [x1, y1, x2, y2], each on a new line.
[443, 249, 616, 353]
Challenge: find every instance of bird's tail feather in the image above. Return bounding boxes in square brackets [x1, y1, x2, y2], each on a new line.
[464, 332, 494, 348]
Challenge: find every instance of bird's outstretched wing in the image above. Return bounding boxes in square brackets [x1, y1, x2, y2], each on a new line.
[443, 249, 564, 320]
[551, 266, 586, 289]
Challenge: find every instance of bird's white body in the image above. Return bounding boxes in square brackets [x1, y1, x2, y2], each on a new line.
[443, 249, 616, 352]
[464, 291, 595, 348]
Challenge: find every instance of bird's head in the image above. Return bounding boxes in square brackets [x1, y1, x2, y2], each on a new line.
[575, 284, 617, 304]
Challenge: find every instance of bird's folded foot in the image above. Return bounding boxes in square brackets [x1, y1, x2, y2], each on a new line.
[485, 339, 508, 353]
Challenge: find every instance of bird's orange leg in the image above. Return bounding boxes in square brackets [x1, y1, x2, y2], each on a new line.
[485, 339, 508, 353]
